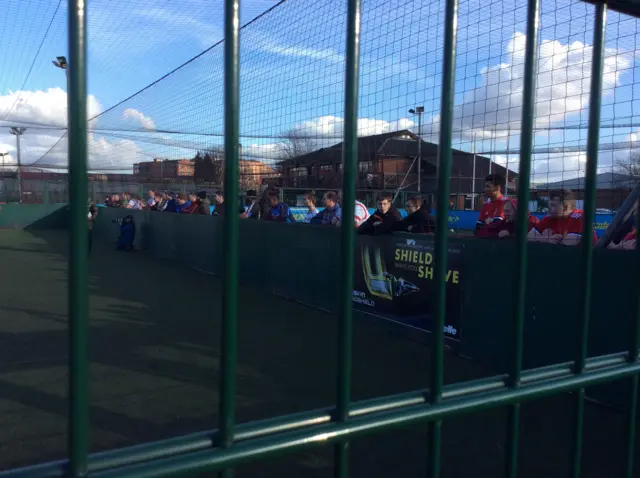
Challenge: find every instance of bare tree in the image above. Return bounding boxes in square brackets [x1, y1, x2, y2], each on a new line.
[617, 150, 640, 178]
[278, 129, 317, 160]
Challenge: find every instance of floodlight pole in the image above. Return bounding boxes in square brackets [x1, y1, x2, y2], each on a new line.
[9, 127, 26, 202]
[409, 106, 425, 193]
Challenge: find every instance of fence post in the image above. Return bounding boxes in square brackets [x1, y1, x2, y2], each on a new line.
[218, 0, 240, 477]
[428, 0, 459, 474]
[334, 0, 361, 476]
[67, 0, 89, 475]
[505, 0, 539, 475]
[571, 4, 606, 477]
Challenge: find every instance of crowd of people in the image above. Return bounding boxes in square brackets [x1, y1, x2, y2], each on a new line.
[99, 175, 637, 250]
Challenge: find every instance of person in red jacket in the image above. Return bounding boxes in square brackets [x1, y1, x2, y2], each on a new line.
[478, 198, 539, 238]
[475, 174, 507, 236]
[528, 189, 595, 246]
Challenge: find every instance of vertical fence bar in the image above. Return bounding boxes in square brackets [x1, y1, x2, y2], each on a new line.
[334, 0, 361, 476]
[570, 5, 606, 478]
[626, 202, 640, 478]
[219, 0, 240, 476]
[67, 0, 89, 475]
[427, 0, 458, 475]
[504, 0, 539, 475]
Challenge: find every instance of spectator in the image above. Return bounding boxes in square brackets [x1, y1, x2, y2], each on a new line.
[164, 192, 178, 212]
[608, 227, 636, 251]
[171, 194, 189, 213]
[310, 190, 341, 225]
[263, 190, 296, 222]
[358, 192, 402, 235]
[393, 196, 436, 234]
[248, 185, 277, 219]
[528, 189, 593, 246]
[301, 192, 319, 223]
[88, 202, 98, 254]
[241, 190, 258, 218]
[153, 192, 168, 211]
[213, 190, 226, 216]
[475, 174, 507, 236]
[195, 191, 212, 215]
[478, 198, 539, 238]
[180, 193, 199, 214]
[146, 189, 156, 209]
[337, 191, 370, 227]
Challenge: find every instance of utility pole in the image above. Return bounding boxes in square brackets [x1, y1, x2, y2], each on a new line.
[409, 106, 424, 192]
[10, 127, 26, 202]
[0, 152, 7, 202]
[471, 131, 476, 210]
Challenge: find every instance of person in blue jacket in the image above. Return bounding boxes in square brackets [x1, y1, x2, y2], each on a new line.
[116, 215, 135, 251]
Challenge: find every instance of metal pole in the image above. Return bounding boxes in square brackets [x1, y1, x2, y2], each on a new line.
[471, 132, 476, 210]
[16, 134, 22, 203]
[335, 0, 361, 475]
[417, 112, 422, 193]
[67, 0, 89, 474]
[219, 0, 240, 476]
[505, 0, 539, 475]
[571, 4, 606, 477]
[428, 0, 458, 473]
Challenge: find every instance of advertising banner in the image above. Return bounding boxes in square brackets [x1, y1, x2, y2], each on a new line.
[352, 235, 464, 340]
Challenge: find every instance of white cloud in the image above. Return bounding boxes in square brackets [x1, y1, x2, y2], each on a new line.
[0, 88, 153, 171]
[122, 108, 156, 130]
[0, 87, 101, 127]
[425, 32, 633, 140]
[293, 115, 415, 138]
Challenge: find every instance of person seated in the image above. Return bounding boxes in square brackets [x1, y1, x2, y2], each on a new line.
[180, 193, 199, 214]
[528, 189, 595, 246]
[337, 191, 370, 227]
[212, 190, 226, 216]
[301, 192, 319, 223]
[263, 191, 296, 223]
[475, 174, 507, 236]
[357, 192, 402, 235]
[478, 198, 539, 238]
[310, 191, 342, 225]
[608, 227, 636, 251]
[393, 195, 436, 234]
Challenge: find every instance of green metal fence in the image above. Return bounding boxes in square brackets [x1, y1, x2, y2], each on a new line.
[1, 0, 639, 477]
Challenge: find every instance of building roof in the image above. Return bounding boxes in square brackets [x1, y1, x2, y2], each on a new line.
[278, 129, 517, 177]
[533, 172, 638, 190]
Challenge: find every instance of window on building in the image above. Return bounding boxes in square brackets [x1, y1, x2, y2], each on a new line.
[291, 167, 307, 177]
[359, 161, 372, 172]
[319, 164, 333, 171]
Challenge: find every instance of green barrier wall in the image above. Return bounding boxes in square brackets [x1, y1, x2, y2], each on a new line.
[0, 204, 68, 229]
[93, 208, 635, 407]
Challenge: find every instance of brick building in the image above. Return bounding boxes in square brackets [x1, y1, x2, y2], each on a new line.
[277, 130, 516, 209]
[133, 158, 194, 179]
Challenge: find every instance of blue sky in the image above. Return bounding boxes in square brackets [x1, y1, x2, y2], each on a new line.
[0, 0, 639, 183]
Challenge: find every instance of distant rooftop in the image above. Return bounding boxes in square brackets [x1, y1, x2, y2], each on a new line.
[533, 172, 638, 190]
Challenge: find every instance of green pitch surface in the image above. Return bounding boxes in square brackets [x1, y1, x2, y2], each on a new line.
[0, 230, 632, 477]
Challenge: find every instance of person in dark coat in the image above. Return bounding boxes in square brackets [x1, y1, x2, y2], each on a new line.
[393, 196, 436, 234]
[357, 192, 402, 235]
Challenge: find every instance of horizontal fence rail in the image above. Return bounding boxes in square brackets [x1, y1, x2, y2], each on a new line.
[1, 0, 638, 476]
[0, 351, 638, 478]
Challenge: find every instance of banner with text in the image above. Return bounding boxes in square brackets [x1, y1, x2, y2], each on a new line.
[352, 235, 464, 341]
